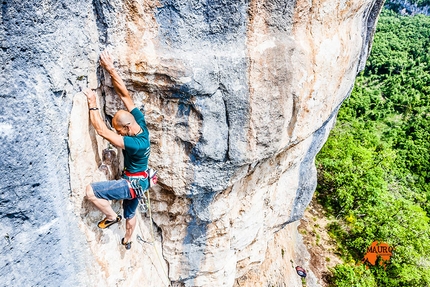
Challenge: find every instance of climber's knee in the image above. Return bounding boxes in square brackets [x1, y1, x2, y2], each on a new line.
[85, 184, 96, 201]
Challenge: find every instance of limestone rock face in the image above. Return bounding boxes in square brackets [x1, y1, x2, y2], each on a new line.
[0, 0, 383, 286]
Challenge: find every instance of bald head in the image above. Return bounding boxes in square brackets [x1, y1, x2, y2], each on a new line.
[113, 110, 135, 127]
[112, 110, 139, 136]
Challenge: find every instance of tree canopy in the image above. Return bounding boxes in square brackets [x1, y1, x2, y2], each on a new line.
[316, 9, 430, 286]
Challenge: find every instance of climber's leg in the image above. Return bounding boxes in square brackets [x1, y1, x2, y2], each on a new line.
[86, 179, 131, 220]
[124, 216, 137, 244]
[122, 198, 139, 248]
[86, 184, 117, 220]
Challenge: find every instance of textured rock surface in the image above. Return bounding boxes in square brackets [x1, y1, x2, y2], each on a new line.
[0, 0, 383, 286]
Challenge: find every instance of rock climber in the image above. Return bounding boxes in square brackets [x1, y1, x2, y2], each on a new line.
[83, 51, 150, 250]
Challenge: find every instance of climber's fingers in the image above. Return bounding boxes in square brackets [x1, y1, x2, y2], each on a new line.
[100, 50, 115, 71]
[83, 88, 96, 101]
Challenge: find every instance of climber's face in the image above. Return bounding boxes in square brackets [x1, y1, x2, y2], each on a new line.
[114, 122, 131, 136]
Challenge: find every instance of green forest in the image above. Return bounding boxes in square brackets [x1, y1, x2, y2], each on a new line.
[315, 9, 430, 286]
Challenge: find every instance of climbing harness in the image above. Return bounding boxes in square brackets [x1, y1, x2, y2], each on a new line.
[123, 168, 158, 212]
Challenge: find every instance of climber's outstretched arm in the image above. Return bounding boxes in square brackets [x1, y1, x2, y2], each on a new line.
[99, 50, 136, 112]
[83, 88, 125, 149]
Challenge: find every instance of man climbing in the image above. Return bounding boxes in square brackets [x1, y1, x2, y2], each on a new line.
[83, 51, 150, 250]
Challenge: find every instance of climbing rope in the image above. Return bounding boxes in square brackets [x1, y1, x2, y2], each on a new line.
[136, 188, 171, 286]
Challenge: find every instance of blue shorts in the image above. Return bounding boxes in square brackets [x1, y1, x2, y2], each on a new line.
[91, 179, 139, 219]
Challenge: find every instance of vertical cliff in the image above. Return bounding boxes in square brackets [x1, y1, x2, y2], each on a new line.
[0, 0, 384, 286]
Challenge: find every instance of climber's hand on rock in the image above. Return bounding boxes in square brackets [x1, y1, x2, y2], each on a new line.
[83, 88, 97, 106]
[100, 50, 115, 72]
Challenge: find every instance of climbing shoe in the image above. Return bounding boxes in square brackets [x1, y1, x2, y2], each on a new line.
[97, 215, 122, 229]
[121, 238, 132, 250]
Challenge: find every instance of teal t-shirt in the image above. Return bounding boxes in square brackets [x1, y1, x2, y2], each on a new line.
[123, 108, 150, 172]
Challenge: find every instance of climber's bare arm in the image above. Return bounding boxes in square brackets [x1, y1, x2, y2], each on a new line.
[83, 88, 125, 149]
[99, 51, 136, 112]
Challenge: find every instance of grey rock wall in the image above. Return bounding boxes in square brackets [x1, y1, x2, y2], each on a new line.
[0, 0, 384, 286]
[1, 1, 97, 286]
